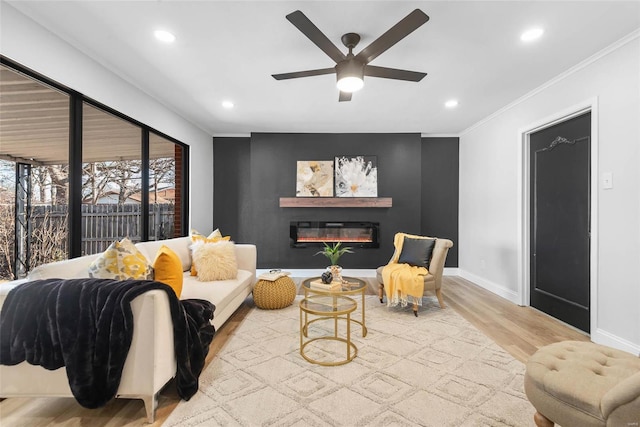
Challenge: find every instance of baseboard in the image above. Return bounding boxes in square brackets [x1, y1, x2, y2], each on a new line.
[592, 328, 640, 356]
[257, 268, 377, 278]
[257, 267, 461, 279]
[444, 267, 459, 276]
[458, 269, 521, 305]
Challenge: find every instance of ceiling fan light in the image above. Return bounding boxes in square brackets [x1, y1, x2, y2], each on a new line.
[337, 76, 364, 93]
[335, 59, 365, 93]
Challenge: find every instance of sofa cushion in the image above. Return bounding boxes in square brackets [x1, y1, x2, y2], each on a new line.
[192, 241, 237, 281]
[88, 238, 153, 280]
[28, 253, 101, 280]
[180, 269, 253, 311]
[153, 245, 183, 297]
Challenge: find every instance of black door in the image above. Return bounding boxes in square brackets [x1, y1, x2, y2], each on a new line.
[530, 112, 590, 332]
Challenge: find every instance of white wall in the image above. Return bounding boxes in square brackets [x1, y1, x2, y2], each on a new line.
[0, 3, 214, 233]
[459, 33, 640, 354]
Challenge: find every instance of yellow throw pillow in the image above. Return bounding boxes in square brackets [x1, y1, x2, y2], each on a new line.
[190, 228, 223, 240]
[192, 240, 237, 281]
[153, 245, 183, 297]
[88, 237, 153, 280]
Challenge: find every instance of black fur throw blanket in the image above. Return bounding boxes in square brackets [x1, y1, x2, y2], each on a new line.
[0, 278, 215, 408]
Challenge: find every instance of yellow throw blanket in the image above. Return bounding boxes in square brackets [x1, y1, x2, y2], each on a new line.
[382, 233, 429, 307]
[382, 263, 428, 307]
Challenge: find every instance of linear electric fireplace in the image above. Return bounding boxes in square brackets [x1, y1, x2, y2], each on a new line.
[290, 221, 379, 248]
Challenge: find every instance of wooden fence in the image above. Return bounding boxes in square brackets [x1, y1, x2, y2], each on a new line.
[78, 204, 174, 254]
[0, 204, 175, 279]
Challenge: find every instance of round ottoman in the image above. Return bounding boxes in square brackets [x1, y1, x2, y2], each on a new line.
[524, 340, 640, 427]
[253, 276, 297, 309]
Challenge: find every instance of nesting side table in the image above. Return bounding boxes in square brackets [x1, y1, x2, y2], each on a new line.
[299, 294, 357, 366]
[301, 276, 367, 337]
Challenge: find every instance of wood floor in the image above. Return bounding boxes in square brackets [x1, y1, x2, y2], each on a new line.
[0, 276, 588, 426]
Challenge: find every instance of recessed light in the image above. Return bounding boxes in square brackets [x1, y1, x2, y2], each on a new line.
[154, 30, 176, 43]
[521, 28, 544, 42]
[222, 101, 234, 109]
[445, 99, 458, 108]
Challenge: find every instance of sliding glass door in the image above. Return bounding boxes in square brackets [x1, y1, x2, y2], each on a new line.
[0, 58, 189, 278]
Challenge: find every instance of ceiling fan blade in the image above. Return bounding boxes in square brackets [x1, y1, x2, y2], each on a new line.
[286, 10, 346, 64]
[272, 67, 336, 80]
[339, 91, 352, 102]
[364, 65, 427, 82]
[355, 9, 429, 65]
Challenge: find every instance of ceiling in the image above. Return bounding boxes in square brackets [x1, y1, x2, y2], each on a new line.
[4, 1, 640, 136]
[0, 64, 177, 164]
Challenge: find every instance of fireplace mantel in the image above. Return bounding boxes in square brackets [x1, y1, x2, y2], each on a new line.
[279, 197, 392, 208]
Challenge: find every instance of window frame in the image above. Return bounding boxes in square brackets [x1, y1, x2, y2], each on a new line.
[0, 56, 189, 260]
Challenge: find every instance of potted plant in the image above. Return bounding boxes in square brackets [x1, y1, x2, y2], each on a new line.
[314, 242, 354, 282]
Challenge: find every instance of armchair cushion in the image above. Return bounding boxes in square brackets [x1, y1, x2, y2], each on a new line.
[398, 236, 436, 268]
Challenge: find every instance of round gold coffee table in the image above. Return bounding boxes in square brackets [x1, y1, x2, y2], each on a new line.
[299, 294, 357, 366]
[301, 276, 368, 337]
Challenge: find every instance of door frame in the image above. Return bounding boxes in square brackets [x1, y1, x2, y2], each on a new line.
[517, 97, 599, 334]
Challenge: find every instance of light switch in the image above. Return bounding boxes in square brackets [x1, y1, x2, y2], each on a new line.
[602, 172, 613, 189]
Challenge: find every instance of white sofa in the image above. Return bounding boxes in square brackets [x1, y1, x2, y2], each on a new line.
[0, 236, 257, 422]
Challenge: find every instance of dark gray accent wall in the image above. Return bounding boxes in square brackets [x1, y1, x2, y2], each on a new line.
[212, 137, 250, 240]
[421, 137, 459, 267]
[213, 133, 459, 269]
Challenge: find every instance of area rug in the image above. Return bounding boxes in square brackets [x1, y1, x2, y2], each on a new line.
[163, 296, 534, 426]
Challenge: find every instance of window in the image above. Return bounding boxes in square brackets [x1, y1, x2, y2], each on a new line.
[0, 58, 188, 278]
[149, 132, 184, 240]
[82, 103, 142, 254]
[0, 64, 70, 279]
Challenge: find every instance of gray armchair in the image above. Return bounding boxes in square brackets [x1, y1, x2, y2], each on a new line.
[376, 233, 453, 316]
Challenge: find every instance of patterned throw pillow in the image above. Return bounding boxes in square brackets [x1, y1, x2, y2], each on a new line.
[88, 238, 153, 280]
[190, 228, 225, 242]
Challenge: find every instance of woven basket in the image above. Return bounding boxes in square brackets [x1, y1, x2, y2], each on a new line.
[253, 276, 297, 309]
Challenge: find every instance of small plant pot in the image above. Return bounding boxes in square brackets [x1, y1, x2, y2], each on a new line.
[327, 265, 343, 283]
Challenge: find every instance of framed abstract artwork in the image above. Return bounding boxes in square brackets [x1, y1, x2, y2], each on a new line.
[334, 155, 378, 197]
[296, 160, 334, 197]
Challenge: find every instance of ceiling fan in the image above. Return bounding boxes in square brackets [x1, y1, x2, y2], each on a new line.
[272, 9, 429, 102]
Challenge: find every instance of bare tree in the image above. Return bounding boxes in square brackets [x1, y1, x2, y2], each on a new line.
[0, 162, 16, 279]
[82, 162, 112, 204]
[0, 160, 15, 204]
[89, 160, 142, 204]
[29, 207, 67, 268]
[31, 167, 49, 203]
[0, 204, 15, 280]
[149, 157, 175, 202]
[46, 165, 68, 205]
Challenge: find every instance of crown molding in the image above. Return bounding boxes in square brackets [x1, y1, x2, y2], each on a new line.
[421, 133, 460, 138]
[212, 133, 251, 138]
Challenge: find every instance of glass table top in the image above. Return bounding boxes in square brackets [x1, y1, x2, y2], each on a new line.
[302, 276, 367, 294]
[299, 295, 357, 314]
